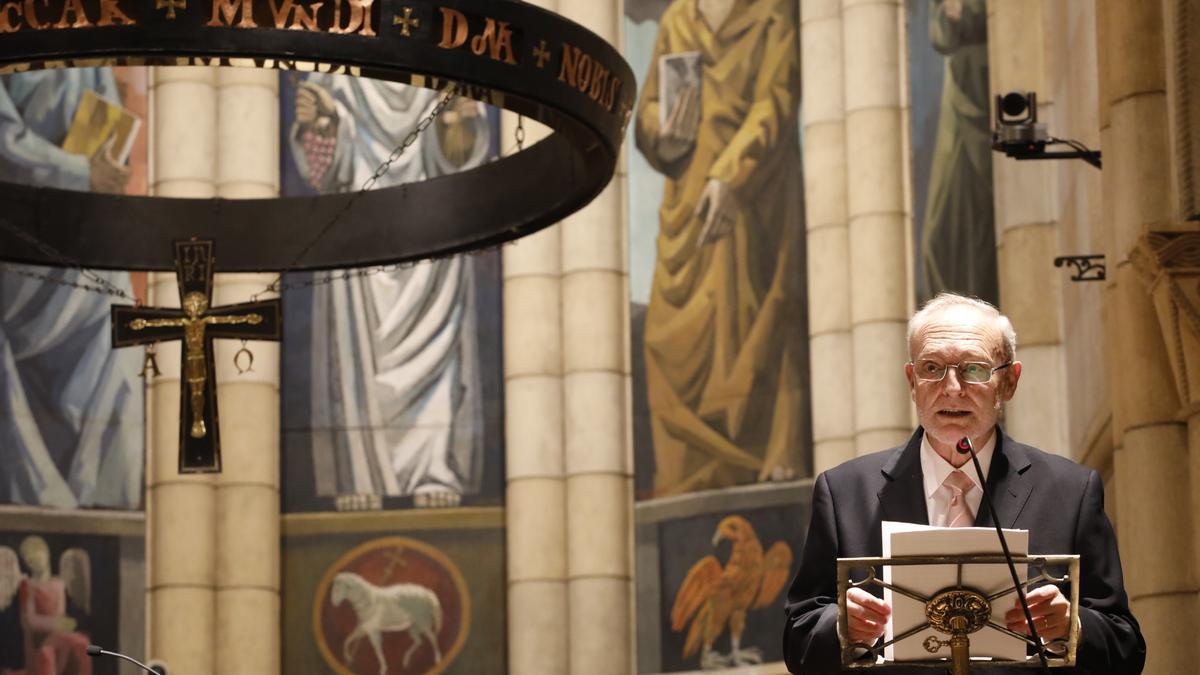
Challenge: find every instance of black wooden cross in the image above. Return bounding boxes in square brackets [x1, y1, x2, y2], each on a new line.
[111, 240, 281, 473]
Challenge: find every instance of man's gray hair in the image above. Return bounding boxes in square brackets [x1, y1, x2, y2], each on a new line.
[907, 293, 1017, 361]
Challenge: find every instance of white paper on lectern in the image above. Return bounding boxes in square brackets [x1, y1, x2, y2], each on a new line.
[881, 521, 1029, 663]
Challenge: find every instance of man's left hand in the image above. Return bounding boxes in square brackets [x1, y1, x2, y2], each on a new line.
[695, 178, 737, 245]
[1006, 585, 1071, 641]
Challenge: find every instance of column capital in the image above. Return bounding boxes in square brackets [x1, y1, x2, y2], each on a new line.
[1132, 229, 1200, 409]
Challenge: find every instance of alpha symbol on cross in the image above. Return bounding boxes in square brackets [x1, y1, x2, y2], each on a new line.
[111, 240, 281, 473]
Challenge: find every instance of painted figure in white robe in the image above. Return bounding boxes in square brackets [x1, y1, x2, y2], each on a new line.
[0, 70, 143, 509]
[288, 75, 491, 506]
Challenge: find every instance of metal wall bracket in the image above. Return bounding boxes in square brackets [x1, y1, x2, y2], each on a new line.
[995, 144, 1102, 169]
[1054, 255, 1106, 282]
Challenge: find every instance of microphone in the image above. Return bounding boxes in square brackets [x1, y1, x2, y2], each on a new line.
[87, 645, 167, 675]
[957, 437, 1051, 674]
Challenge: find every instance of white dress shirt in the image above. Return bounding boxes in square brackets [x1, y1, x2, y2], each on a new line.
[917, 431, 1076, 645]
[920, 431, 996, 527]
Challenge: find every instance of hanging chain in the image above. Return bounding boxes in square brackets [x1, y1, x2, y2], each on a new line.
[0, 259, 137, 300]
[0, 216, 139, 303]
[260, 262, 411, 292]
[256, 88, 458, 299]
[501, 114, 528, 157]
[0, 91, 456, 303]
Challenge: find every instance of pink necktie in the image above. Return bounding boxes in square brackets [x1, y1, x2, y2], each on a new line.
[943, 470, 976, 527]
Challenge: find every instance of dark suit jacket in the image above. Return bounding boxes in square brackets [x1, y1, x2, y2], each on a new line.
[782, 428, 1144, 674]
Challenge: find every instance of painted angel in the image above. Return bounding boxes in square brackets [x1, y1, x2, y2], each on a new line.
[0, 536, 92, 675]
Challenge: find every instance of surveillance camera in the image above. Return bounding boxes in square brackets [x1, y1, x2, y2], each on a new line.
[993, 90, 1046, 149]
[997, 91, 1036, 125]
[990, 89, 1102, 169]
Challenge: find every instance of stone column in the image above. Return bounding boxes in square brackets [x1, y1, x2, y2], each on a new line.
[987, 0, 1069, 455]
[1098, 1, 1200, 672]
[212, 66, 281, 675]
[502, 107, 571, 673]
[843, 0, 911, 455]
[555, 1, 634, 672]
[803, 0, 856, 472]
[1162, 0, 1200, 600]
[1131, 232, 1200, 587]
[1030, 0, 1110, 467]
[146, 66, 219, 674]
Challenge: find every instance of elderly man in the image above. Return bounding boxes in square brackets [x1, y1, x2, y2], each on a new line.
[783, 293, 1144, 673]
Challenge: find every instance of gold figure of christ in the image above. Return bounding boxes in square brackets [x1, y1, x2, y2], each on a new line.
[128, 291, 263, 438]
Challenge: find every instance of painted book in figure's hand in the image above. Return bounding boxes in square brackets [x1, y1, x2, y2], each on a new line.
[658, 51, 701, 125]
[62, 89, 142, 165]
[881, 521, 1030, 663]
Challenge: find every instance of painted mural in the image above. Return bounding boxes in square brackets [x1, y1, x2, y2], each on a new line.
[313, 537, 469, 675]
[283, 518, 505, 675]
[0, 536, 96, 675]
[0, 526, 143, 675]
[0, 68, 148, 510]
[625, 1, 809, 671]
[627, 0, 808, 500]
[277, 74, 507, 674]
[669, 516, 792, 668]
[635, 491, 810, 672]
[278, 73, 505, 513]
[908, 0, 998, 305]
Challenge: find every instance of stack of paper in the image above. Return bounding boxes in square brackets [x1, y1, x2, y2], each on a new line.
[881, 521, 1029, 663]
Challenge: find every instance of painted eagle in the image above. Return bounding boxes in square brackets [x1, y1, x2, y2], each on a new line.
[670, 515, 794, 669]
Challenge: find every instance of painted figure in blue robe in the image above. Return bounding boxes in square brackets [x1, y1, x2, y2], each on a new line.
[0, 70, 144, 509]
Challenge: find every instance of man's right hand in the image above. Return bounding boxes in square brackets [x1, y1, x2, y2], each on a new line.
[845, 587, 891, 645]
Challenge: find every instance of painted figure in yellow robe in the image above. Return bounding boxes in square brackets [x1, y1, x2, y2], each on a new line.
[635, 0, 804, 496]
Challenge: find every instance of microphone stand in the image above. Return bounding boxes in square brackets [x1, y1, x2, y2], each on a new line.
[957, 436, 1051, 675]
[87, 645, 165, 675]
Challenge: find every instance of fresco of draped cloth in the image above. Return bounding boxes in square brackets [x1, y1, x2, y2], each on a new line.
[634, 0, 805, 496]
[0, 69, 144, 509]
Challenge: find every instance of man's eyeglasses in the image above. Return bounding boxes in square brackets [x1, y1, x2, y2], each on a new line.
[911, 360, 1012, 384]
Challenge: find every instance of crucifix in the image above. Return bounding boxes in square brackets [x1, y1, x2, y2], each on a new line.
[111, 240, 281, 473]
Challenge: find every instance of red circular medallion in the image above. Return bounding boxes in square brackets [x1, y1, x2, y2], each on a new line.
[313, 537, 470, 675]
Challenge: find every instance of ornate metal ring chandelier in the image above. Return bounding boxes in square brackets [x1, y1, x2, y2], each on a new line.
[0, 0, 633, 271]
